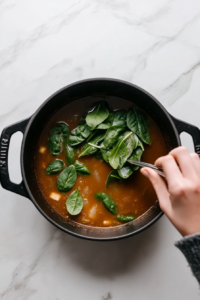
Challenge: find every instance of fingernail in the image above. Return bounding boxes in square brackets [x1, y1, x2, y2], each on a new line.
[141, 168, 149, 177]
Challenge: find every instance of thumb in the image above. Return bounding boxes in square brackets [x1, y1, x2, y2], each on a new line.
[140, 167, 170, 214]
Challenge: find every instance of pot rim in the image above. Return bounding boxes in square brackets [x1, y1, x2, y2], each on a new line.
[21, 77, 180, 241]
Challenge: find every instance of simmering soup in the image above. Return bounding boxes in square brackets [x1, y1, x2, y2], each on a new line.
[35, 97, 167, 227]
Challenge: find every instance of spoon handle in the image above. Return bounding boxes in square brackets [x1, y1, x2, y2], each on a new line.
[127, 160, 165, 178]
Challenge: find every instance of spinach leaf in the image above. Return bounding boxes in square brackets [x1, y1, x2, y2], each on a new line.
[96, 111, 126, 129]
[74, 160, 90, 175]
[48, 123, 69, 156]
[117, 215, 136, 222]
[127, 106, 150, 144]
[87, 143, 102, 149]
[57, 165, 77, 192]
[117, 165, 133, 179]
[48, 134, 62, 156]
[86, 101, 109, 130]
[85, 130, 97, 143]
[113, 111, 127, 127]
[101, 148, 112, 163]
[68, 125, 91, 146]
[103, 126, 125, 149]
[129, 146, 144, 171]
[99, 141, 106, 149]
[94, 150, 103, 160]
[66, 189, 83, 215]
[95, 192, 117, 215]
[66, 144, 75, 165]
[50, 123, 69, 141]
[138, 138, 144, 151]
[79, 131, 106, 157]
[79, 143, 99, 157]
[96, 111, 127, 129]
[46, 160, 64, 175]
[109, 131, 138, 169]
[106, 170, 122, 187]
[96, 123, 110, 130]
[96, 113, 114, 129]
[118, 145, 143, 178]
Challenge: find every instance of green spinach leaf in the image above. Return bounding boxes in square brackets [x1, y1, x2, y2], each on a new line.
[66, 189, 83, 215]
[86, 101, 109, 130]
[96, 123, 110, 130]
[79, 131, 106, 157]
[48, 123, 69, 156]
[101, 148, 112, 163]
[117, 215, 136, 222]
[103, 126, 125, 149]
[68, 125, 91, 146]
[96, 112, 114, 129]
[95, 192, 117, 215]
[129, 145, 144, 170]
[85, 130, 97, 143]
[113, 110, 127, 127]
[106, 170, 122, 187]
[46, 160, 64, 175]
[66, 144, 75, 165]
[57, 165, 77, 192]
[48, 134, 62, 156]
[127, 106, 150, 144]
[94, 150, 103, 160]
[109, 131, 138, 169]
[117, 165, 133, 179]
[74, 160, 90, 175]
[118, 145, 143, 178]
[50, 123, 69, 141]
[138, 138, 144, 151]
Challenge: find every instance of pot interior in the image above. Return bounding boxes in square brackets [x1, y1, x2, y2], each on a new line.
[22, 79, 180, 240]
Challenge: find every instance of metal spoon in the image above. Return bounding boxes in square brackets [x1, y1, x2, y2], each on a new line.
[128, 160, 165, 177]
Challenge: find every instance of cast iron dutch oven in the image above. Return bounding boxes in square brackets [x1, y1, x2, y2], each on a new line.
[1, 79, 200, 241]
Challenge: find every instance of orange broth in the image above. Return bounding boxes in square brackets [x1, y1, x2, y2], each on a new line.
[35, 97, 168, 227]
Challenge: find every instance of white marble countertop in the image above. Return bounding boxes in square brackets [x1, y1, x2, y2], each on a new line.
[1, 0, 200, 299]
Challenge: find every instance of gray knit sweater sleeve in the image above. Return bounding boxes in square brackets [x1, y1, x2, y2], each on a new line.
[175, 233, 200, 283]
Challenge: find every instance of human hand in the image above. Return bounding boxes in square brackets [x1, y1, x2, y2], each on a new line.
[141, 147, 200, 237]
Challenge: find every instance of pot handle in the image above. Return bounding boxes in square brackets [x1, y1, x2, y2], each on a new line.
[171, 115, 200, 155]
[0, 118, 31, 199]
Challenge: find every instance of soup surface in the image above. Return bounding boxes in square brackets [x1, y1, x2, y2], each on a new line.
[35, 97, 168, 227]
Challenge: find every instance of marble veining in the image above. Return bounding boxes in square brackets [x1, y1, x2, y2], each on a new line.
[0, 0, 200, 299]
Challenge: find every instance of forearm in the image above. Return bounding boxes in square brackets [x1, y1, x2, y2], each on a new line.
[175, 233, 200, 284]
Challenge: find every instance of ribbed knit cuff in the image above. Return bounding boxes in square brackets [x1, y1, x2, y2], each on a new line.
[175, 233, 200, 284]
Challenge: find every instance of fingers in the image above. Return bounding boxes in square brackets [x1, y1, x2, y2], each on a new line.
[155, 154, 182, 190]
[169, 147, 198, 179]
[140, 168, 171, 215]
[190, 153, 200, 178]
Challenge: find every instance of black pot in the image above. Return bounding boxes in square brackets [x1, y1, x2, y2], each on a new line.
[1, 78, 200, 241]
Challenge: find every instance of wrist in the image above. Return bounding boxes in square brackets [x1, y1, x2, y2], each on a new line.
[180, 228, 200, 237]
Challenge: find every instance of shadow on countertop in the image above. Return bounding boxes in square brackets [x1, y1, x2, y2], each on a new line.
[54, 217, 164, 279]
